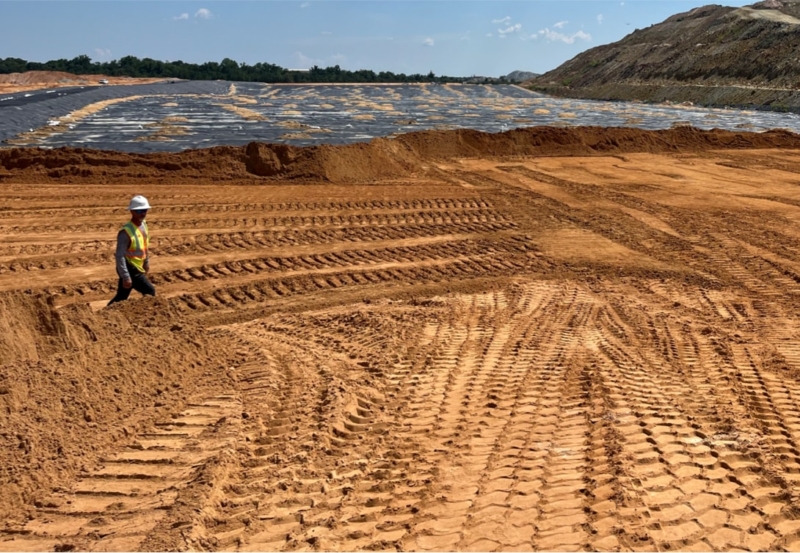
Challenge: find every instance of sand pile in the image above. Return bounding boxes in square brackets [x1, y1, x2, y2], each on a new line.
[0, 292, 236, 522]
[245, 139, 421, 181]
[3, 127, 800, 184]
[0, 71, 80, 85]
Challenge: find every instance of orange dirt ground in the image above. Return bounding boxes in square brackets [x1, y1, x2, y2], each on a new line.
[3, 127, 800, 551]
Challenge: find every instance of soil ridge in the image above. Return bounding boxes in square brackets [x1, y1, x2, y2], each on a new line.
[3, 126, 800, 184]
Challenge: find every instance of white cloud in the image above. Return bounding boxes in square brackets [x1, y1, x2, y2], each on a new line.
[536, 28, 591, 44]
[300, 2, 310, 7]
[173, 13, 189, 21]
[195, 8, 212, 19]
[423, 37, 435, 46]
[597, 14, 604, 24]
[461, 32, 471, 41]
[291, 51, 322, 68]
[320, 31, 332, 35]
[553, 20, 568, 29]
[492, 16, 511, 24]
[94, 48, 111, 58]
[498, 23, 522, 35]
[289, 51, 350, 69]
[486, 33, 493, 37]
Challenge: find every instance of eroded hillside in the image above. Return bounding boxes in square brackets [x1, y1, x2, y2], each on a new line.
[530, 0, 800, 110]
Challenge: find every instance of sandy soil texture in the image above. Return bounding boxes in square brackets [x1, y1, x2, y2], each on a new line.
[4, 128, 800, 551]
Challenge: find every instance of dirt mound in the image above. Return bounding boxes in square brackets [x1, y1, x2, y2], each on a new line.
[246, 127, 800, 181]
[3, 127, 800, 184]
[0, 292, 236, 522]
[0, 293, 74, 364]
[0, 145, 248, 184]
[0, 71, 168, 94]
[0, 71, 81, 85]
[396, 126, 800, 157]
[245, 139, 421, 180]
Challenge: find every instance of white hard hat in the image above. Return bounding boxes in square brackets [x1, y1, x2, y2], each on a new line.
[128, 195, 151, 210]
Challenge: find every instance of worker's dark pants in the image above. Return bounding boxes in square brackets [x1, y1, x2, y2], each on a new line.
[107, 265, 156, 306]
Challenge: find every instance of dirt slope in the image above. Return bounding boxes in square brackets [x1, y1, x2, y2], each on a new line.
[530, 0, 800, 110]
[4, 129, 800, 550]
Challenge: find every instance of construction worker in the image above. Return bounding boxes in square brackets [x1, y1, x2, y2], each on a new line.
[107, 195, 155, 306]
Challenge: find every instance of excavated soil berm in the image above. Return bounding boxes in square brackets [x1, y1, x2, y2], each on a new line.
[0, 71, 85, 85]
[0, 292, 237, 523]
[3, 126, 800, 184]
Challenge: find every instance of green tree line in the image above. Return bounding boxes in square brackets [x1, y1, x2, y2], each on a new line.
[0, 55, 468, 83]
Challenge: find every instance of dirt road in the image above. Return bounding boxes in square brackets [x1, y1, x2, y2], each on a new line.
[3, 129, 800, 550]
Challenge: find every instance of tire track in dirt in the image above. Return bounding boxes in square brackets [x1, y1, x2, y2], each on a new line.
[476, 160, 800, 304]
[7, 277, 800, 551]
[434, 288, 597, 552]
[386, 286, 576, 550]
[0, 198, 492, 222]
[589, 307, 793, 551]
[194, 320, 413, 551]
[0, 202, 500, 235]
[0, 395, 242, 552]
[0, 192, 524, 300]
[715, 234, 800, 295]
[167, 253, 524, 316]
[492, 165, 692, 251]
[10, 145, 800, 551]
[37, 236, 531, 305]
[484, 162, 800, 300]
[0, 219, 516, 272]
[196, 284, 616, 551]
[0, 211, 507, 236]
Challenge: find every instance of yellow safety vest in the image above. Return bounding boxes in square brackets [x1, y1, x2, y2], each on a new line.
[122, 221, 149, 273]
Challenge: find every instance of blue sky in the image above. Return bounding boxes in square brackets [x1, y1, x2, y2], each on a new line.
[3, 1, 753, 77]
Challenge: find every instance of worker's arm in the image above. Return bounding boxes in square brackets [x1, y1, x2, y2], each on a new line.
[115, 230, 132, 286]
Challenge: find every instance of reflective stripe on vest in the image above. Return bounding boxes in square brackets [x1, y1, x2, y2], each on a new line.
[122, 221, 149, 273]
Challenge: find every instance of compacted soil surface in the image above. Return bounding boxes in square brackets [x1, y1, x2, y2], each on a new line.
[4, 127, 800, 551]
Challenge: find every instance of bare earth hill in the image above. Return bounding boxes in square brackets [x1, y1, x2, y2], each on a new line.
[530, 0, 800, 111]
